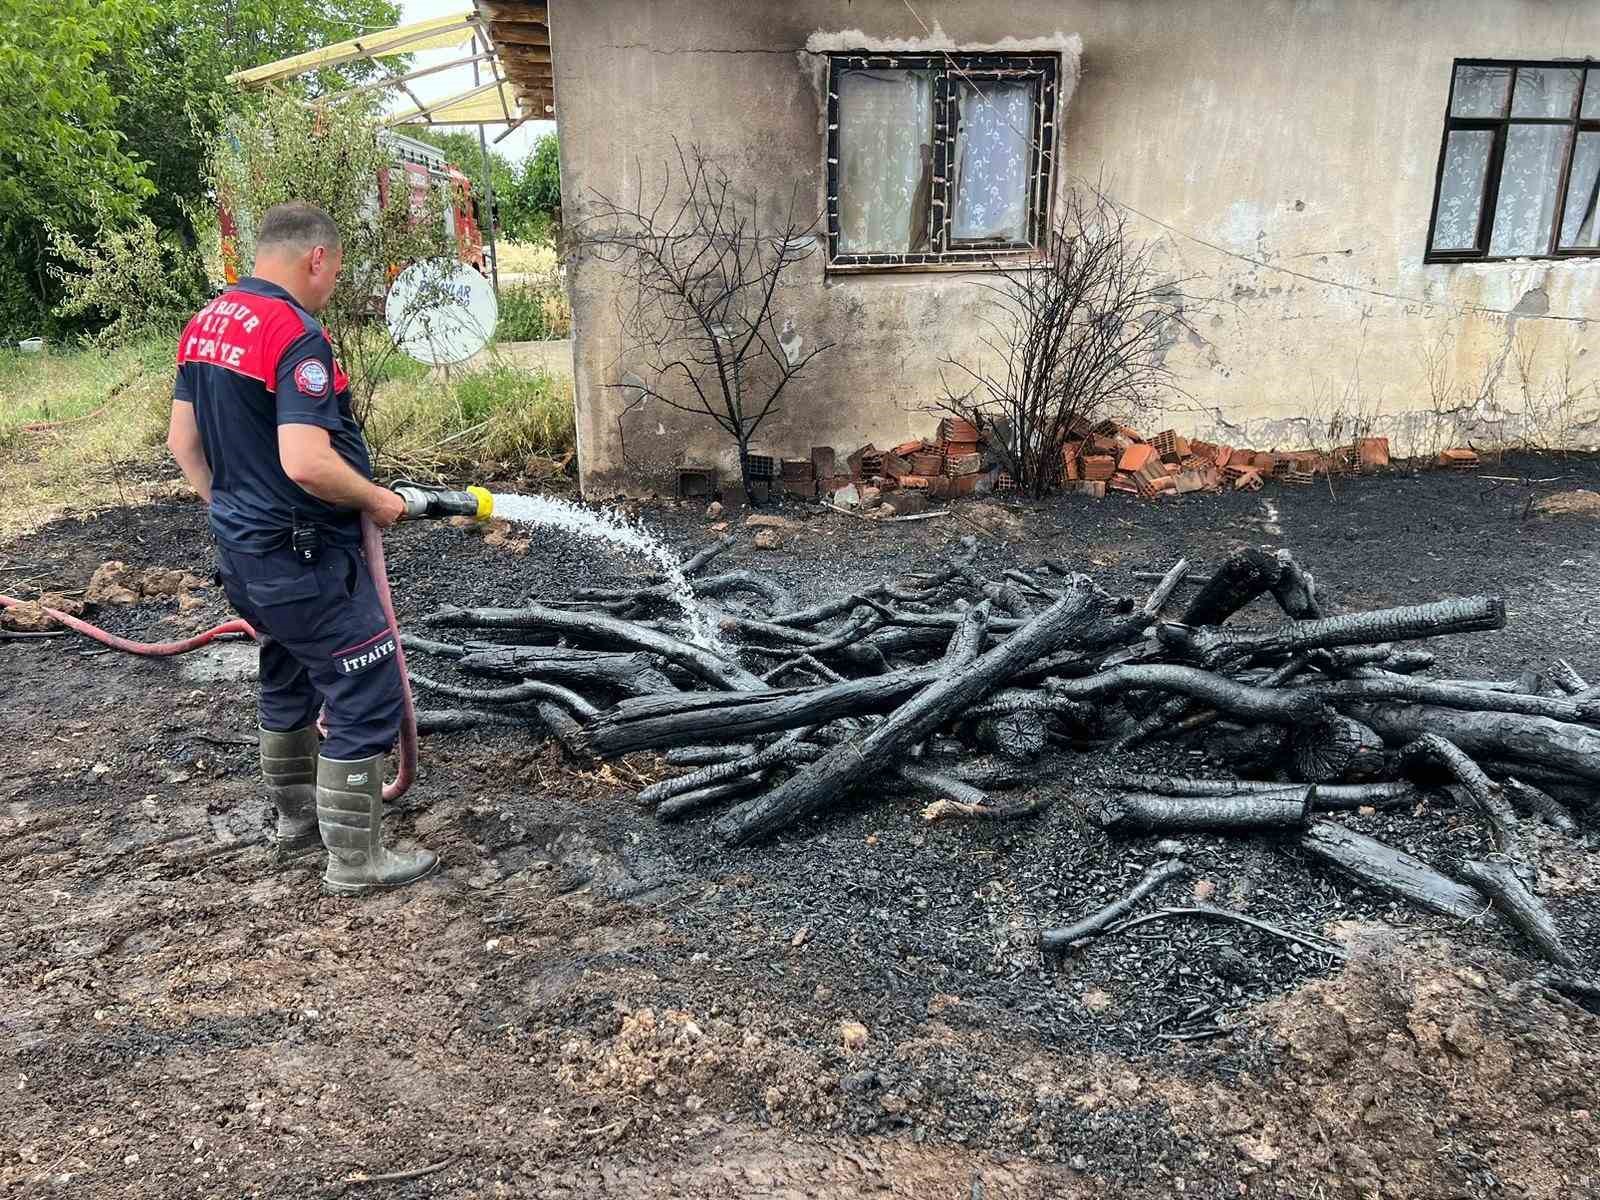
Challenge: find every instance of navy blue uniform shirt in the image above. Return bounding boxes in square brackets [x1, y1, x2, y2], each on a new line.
[175, 276, 372, 553]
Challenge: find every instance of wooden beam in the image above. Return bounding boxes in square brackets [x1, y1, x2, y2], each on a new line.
[333, 51, 498, 102]
[481, 1, 547, 23]
[502, 66, 553, 85]
[491, 29, 551, 51]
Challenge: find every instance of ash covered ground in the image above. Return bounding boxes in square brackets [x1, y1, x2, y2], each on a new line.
[4, 452, 1600, 1197]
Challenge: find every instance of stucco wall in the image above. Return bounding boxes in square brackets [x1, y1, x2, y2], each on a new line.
[551, 0, 1600, 495]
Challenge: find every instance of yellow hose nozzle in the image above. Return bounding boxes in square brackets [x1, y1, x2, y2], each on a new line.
[393, 483, 495, 521]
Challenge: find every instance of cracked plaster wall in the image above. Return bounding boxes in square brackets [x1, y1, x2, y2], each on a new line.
[553, 0, 1600, 495]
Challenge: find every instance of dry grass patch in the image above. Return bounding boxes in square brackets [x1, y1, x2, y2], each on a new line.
[0, 339, 177, 540]
[367, 359, 576, 481]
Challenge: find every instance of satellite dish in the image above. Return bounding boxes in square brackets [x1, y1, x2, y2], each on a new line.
[385, 259, 498, 366]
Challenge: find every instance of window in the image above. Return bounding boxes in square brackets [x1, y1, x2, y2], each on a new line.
[1426, 58, 1600, 261]
[826, 53, 1059, 270]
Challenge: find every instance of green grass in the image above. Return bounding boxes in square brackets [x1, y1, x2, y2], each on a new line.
[492, 239, 571, 343]
[0, 330, 576, 540]
[0, 335, 179, 539]
[0, 337, 174, 433]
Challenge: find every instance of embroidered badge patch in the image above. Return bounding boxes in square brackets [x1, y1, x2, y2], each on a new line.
[293, 358, 330, 397]
[333, 632, 396, 677]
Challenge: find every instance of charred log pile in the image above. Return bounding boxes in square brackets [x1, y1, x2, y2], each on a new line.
[412, 537, 1594, 973]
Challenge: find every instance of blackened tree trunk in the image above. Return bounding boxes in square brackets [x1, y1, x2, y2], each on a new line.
[1456, 858, 1576, 967]
[1180, 548, 1283, 626]
[426, 604, 767, 692]
[1269, 550, 1323, 620]
[715, 585, 1100, 845]
[1160, 596, 1507, 668]
[1039, 858, 1191, 952]
[456, 645, 677, 697]
[1116, 774, 1415, 810]
[1289, 713, 1386, 783]
[583, 667, 940, 756]
[1501, 777, 1578, 834]
[1342, 701, 1600, 783]
[1097, 789, 1313, 834]
[1401, 733, 1527, 869]
[1299, 820, 1486, 919]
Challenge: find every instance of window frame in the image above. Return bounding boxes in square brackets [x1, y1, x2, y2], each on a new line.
[1424, 56, 1600, 263]
[825, 52, 1059, 273]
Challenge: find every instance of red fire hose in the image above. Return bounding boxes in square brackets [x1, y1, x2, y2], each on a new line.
[0, 513, 417, 802]
[0, 600, 256, 655]
[360, 513, 416, 803]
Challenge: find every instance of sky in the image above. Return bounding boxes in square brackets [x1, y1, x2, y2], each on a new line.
[388, 0, 557, 163]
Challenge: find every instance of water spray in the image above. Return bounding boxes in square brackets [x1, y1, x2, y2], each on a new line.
[0, 479, 716, 810]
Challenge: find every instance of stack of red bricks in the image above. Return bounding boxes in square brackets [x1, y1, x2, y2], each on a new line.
[838, 416, 991, 502]
[818, 417, 1455, 509]
[1061, 422, 1412, 501]
[1062, 423, 1228, 499]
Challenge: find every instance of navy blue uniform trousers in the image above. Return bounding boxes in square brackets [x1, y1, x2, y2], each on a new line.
[215, 542, 404, 761]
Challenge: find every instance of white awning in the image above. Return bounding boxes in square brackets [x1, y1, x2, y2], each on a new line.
[226, 12, 478, 88]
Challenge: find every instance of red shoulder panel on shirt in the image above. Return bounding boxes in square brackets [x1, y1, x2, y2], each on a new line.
[322, 330, 351, 394]
[177, 290, 309, 388]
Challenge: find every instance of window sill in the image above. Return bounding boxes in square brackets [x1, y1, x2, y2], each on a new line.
[826, 251, 1045, 276]
[1425, 252, 1600, 265]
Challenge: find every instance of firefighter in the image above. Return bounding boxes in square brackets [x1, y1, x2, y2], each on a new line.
[166, 201, 436, 895]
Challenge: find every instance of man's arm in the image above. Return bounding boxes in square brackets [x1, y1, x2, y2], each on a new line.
[166, 399, 213, 504]
[279, 424, 405, 527]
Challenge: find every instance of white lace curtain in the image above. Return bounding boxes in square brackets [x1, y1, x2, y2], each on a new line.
[1433, 64, 1600, 255]
[953, 81, 1033, 242]
[1561, 133, 1600, 249]
[837, 70, 932, 254]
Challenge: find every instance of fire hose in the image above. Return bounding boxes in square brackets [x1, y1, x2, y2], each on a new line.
[0, 483, 493, 804]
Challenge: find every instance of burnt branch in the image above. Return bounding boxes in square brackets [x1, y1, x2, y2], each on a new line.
[937, 185, 1201, 497]
[579, 141, 835, 501]
[1039, 858, 1192, 952]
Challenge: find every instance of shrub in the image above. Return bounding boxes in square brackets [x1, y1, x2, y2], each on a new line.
[939, 186, 1195, 497]
[206, 91, 454, 424]
[495, 280, 571, 342]
[457, 364, 574, 453]
[46, 210, 206, 348]
[479, 369, 574, 463]
[364, 362, 574, 476]
[492, 242, 572, 342]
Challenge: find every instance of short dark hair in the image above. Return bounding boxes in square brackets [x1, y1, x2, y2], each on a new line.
[256, 202, 342, 254]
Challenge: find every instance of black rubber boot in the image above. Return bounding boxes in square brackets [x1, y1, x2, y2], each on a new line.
[315, 754, 439, 896]
[259, 724, 321, 855]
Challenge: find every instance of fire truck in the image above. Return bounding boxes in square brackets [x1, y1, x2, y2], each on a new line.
[219, 130, 492, 286]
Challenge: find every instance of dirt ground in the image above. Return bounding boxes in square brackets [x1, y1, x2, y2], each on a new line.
[4, 453, 1600, 1198]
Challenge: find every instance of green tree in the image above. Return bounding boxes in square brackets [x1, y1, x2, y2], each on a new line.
[49, 209, 207, 348]
[522, 133, 562, 223]
[105, 0, 404, 247]
[0, 0, 154, 337]
[208, 90, 454, 423]
[0, 0, 408, 339]
[497, 133, 562, 243]
[407, 129, 561, 244]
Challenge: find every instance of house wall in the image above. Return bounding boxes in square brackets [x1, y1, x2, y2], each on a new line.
[551, 0, 1600, 495]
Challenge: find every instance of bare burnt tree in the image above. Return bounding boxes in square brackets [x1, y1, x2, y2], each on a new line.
[940, 186, 1194, 497]
[581, 143, 834, 503]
